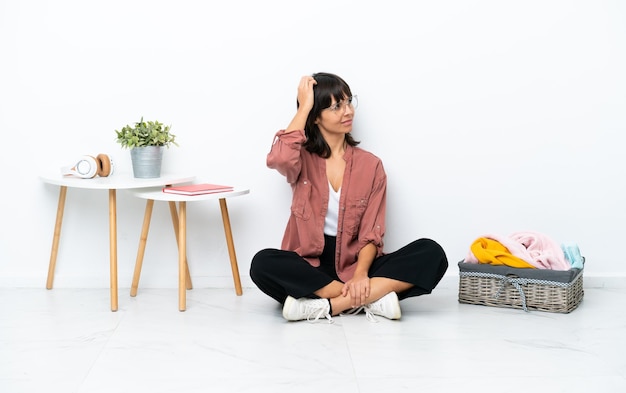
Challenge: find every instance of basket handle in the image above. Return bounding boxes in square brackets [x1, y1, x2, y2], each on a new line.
[494, 274, 530, 312]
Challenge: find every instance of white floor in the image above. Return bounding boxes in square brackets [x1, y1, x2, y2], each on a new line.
[2, 282, 625, 393]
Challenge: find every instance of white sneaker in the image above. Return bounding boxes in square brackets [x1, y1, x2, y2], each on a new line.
[282, 296, 333, 323]
[363, 292, 401, 322]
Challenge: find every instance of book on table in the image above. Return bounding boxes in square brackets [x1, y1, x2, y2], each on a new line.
[163, 183, 234, 195]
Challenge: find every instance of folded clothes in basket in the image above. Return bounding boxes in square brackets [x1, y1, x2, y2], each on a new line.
[465, 231, 573, 270]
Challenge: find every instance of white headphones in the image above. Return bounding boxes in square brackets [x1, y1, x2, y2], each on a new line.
[61, 154, 114, 179]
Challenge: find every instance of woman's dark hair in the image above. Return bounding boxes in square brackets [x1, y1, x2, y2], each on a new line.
[300, 72, 360, 158]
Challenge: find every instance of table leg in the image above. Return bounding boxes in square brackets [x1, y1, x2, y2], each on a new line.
[219, 198, 243, 296]
[168, 202, 193, 290]
[46, 186, 67, 289]
[109, 189, 118, 312]
[131, 199, 154, 297]
[178, 201, 187, 311]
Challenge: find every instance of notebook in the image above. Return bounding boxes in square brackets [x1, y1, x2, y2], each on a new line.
[163, 183, 234, 196]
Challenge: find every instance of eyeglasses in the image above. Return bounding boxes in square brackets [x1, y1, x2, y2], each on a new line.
[325, 95, 358, 113]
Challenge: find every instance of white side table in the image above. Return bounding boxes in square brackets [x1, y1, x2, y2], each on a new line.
[39, 172, 196, 311]
[129, 186, 250, 311]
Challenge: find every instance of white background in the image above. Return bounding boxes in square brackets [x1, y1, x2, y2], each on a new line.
[1, 0, 624, 289]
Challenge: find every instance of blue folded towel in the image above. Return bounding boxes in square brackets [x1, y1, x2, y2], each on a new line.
[561, 243, 584, 269]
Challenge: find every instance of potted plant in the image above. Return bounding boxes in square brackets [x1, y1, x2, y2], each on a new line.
[115, 117, 178, 178]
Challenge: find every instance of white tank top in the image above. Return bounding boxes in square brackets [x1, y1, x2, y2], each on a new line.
[324, 182, 341, 236]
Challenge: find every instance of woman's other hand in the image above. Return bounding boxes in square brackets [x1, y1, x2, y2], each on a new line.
[342, 272, 371, 308]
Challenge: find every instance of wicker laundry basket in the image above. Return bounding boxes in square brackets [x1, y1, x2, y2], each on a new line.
[458, 260, 584, 313]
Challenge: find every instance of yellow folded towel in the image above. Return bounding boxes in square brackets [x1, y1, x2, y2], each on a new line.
[470, 237, 536, 268]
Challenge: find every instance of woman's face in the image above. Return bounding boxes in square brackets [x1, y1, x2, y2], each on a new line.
[315, 94, 356, 138]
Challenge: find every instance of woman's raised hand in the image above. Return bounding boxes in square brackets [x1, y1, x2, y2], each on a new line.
[285, 75, 317, 132]
[296, 75, 316, 112]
